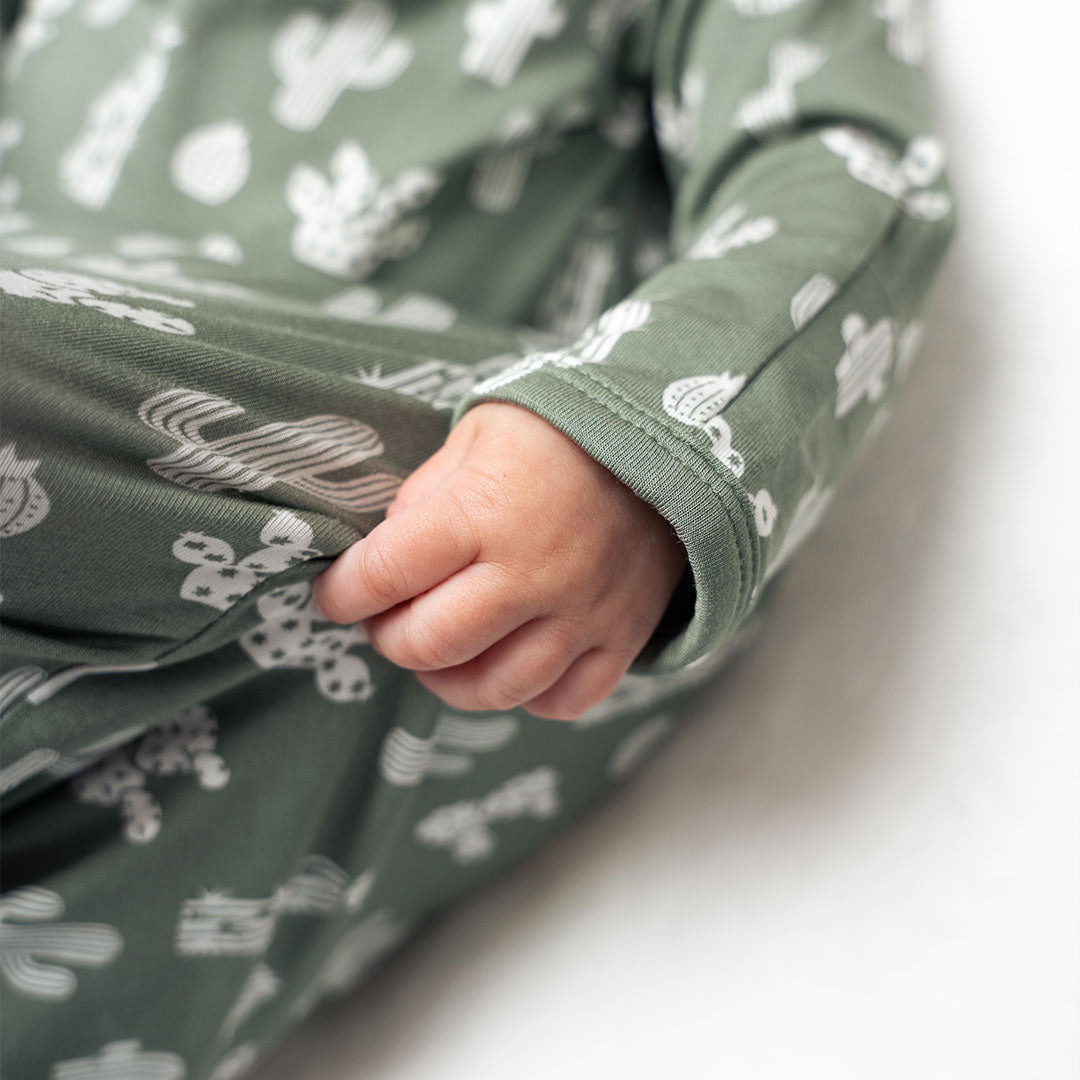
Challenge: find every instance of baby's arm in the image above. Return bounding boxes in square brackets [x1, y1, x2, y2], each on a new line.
[313, 401, 688, 720]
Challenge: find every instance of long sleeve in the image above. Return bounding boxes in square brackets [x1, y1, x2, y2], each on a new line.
[447, 0, 956, 677]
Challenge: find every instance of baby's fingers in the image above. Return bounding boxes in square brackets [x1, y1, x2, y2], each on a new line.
[313, 493, 479, 623]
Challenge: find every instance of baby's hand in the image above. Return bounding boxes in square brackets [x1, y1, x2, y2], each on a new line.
[312, 402, 688, 720]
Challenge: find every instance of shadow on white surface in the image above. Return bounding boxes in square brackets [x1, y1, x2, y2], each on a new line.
[248, 201, 1031, 1080]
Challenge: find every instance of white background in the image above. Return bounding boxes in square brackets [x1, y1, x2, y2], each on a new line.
[252, 3, 1080, 1077]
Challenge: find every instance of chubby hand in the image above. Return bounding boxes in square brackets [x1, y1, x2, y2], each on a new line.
[312, 401, 688, 720]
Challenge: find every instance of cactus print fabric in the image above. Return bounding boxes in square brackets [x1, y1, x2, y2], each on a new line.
[0, 0, 954, 1075]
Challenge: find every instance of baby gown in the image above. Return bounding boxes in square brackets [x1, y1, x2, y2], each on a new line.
[0, 0, 954, 1075]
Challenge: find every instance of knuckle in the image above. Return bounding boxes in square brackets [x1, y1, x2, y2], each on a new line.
[475, 667, 532, 712]
[400, 617, 460, 671]
[358, 540, 406, 608]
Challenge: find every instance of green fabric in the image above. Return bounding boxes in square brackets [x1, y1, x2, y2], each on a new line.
[0, 0, 954, 1076]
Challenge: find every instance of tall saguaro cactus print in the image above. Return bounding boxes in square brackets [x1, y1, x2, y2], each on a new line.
[271, 0, 413, 132]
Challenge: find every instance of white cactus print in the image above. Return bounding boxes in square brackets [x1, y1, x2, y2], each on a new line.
[0, 886, 122, 1002]
[326, 286, 457, 331]
[113, 231, 243, 265]
[734, 39, 826, 138]
[58, 16, 185, 210]
[821, 126, 951, 221]
[175, 854, 364, 957]
[290, 909, 411, 1019]
[0, 441, 50, 537]
[0, 665, 47, 716]
[468, 107, 543, 214]
[790, 272, 837, 330]
[662, 372, 748, 475]
[2, 0, 77, 82]
[207, 1043, 258, 1080]
[763, 482, 834, 582]
[460, 0, 567, 87]
[833, 311, 895, 418]
[472, 297, 651, 393]
[173, 509, 321, 613]
[287, 141, 441, 279]
[586, 0, 649, 53]
[238, 581, 375, 703]
[729, 0, 804, 15]
[750, 488, 778, 536]
[379, 712, 519, 786]
[352, 353, 516, 410]
[271, 1, 413, 132]
[0, 747, 60, 794]
[70, 704, 229, 844]
[0, 267, 195, 334]
[3, 659, 158, 711]
[537, 208, 620, 339]
[80, 0, 138, 28]
[687, 201, 778, 261]
[50, 1040, 185, 1079]
[219, 962, 281, 1041]
[170, 122, 252, 205]
[607, 715, 674, 779]
[654, 70, 705, 163]
[0, 723, 149, 796]
[413, 766, 560, 863]
[139, 387, 401, 515]
[875, 0, 926, 65]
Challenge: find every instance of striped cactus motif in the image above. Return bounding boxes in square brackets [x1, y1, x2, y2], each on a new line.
[325, 285, 457, 331]
[379, 712, 519, 786]
[58, 17, 184, 210]
[833, 312, 895, 419]
[289, 909, 412, 1019]
[460, 0, 567, 87]
[51, 1040, 185, 1080]
[607, 715, 674, 779]
[0, 441, 50, 537]
[729, 0, 804, 14]
[472, 297, 651, 393]
[468, 107, 543, 214]
[536, 207, 620, 339]
[271, 0, 413, 132]
[821, 126, 952, 221]
[763, 482, 834, 582]
[734, 39, 826, 137]
[686, 201, 778, 261]
[174, 855, 370, 957]
[413, 765, 560, 863]
[219, 962, 281, 1042]
[138, 387, 401, 517]
[875, 0, 926, 65]
[654, 70, 705, 163]
[790, 273, 838, 330]
[0, 886, 123, 1002]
